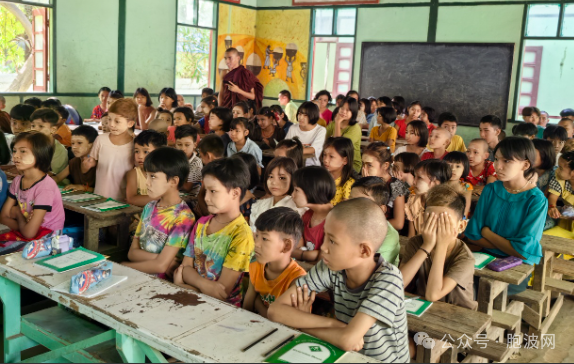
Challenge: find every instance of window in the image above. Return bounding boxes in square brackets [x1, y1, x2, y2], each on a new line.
[517, 3, 574, 120]
[176, 0, 216, 95]
[0, 0, 52, 93]
[310, 8, 356, 99]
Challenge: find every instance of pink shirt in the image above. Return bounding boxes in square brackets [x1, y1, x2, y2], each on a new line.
[92, 133, 134, 201]
[9, 175, 65, 232]
[321, 109, 333, 124]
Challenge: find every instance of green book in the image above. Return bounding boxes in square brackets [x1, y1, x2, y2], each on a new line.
[265, 334, 345, 363]
[81, 199, 130, 212]
[405, 297, 433, 317]
[58, 187, 74, 195]
[35, 247, 106, 273]
[62, 193, 102, 203]
[473, 252, 497, 270]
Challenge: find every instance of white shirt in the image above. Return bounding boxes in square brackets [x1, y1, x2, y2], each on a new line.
[285, 124, 327, 166]
[249, 195, 307, 233]
[393, 145, 430, 158]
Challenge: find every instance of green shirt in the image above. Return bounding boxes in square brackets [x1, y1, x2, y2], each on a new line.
[325, 122, 362, 173]
[51, 139, 69, 175]
[378, 221, 400, 267]
[285, 101, 298, 124]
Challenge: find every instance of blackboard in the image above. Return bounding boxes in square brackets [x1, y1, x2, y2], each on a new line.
[359, 42, 515, 128]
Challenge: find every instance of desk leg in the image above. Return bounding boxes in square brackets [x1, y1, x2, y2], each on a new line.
[0, 276, 22, 362]
[117, 216, 132, 250]
[84, 217, 100, 252]
[117, 333, 145, 363]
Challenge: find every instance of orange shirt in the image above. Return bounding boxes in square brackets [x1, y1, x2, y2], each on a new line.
[55, 123, 72, 147]
[249, 260, 306, 307]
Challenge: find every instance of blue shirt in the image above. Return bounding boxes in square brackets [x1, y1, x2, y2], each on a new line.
[465, 181, 547, 265]
[0, 170, 7, 210]
[536, 125, 545, 139]
[227, 138, 263, 168]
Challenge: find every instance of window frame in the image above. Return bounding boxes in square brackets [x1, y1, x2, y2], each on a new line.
[175, 0, 218, 96]
[0, 0, 54, 94]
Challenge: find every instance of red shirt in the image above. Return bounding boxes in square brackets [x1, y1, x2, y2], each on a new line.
[91, 105, 105, 119]
[395, 119, 407, 139]
[427, 123, 437, 134]
[466, 161, 497, 186]
[302, 210, 326, 251]
[421, 151, 448, 161]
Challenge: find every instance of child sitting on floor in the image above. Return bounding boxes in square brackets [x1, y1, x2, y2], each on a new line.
[0, 132, 65, 253]
[421, 127, 451, 161]
[558, 117, 574, 139]
[406, 159, 451, 238]
[243, 207, 306, 318]
[230, 153, 259, 223]
[194, 135, 225, 218]
[174, 125, 203, 197]
[274, 138, 304, 169]
[392, 152, 420, 187]
[548, 151, 574, 222]
[349, 177, 400, 266]
[444, 151, 473, 218]
[54, 106, 72, 148]
[544, 125, 567, 163]
[439, 112, 466, 153]
[479, 115, 503, 160]
[394, 120, 430, 158]
[268, 198, 410, 362]
[228, 117, 262, 168]
[126, 130, 168, 207]
[323, 137, 356, 206]
[465, 138, 497, 195]
[124, 147, 195, 276]
[9, 104, 34, 137]
[512, 122, 538, 139]
[56, 125, 99, 191]
[369, 107, 398, 152]
[174, 158, 254, 307]
[30, 108, 69, 176]
[209, 107, 233, 152]
[291, 166, 336, 263]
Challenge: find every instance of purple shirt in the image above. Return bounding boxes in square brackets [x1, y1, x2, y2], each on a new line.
[8, 175, 65, 232]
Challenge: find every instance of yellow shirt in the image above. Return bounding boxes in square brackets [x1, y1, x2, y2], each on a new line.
[331, 176, 355, 206]
[370, 126, 398, 152]
[447, 135, 467, 153]
[317, 118, 327, 128]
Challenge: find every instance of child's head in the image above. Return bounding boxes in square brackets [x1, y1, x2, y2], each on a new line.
[174, 125, 199, 159]
[314, 90, 332, 110]
[230, 152, 260, 191]
[543, 125, 568, 155]
[421, 106, 437, 125]
[201, 87, 214, 100]
[200, 96, 218, 115]
[558, 117, 574, 139]
[335, 94, 345, 107]
[201, 157, 250, 214]
[173, 107, 195, 126]
[209, 107, 233, 133]
[428, 127, 452, 150]
[532, 139, 556, 172]
[350, 177, 390, 212]
[24, 97, 42, 109]
[264, 157, 297, 198]
[337, 97, 359, 126]
[100, 112, 110, 133]
[522, 106, 541, 125]
[479, 115, 502, 145]
[198, 134, 225, 165]
[30, 108, 59, 138]
[257, 107, 279, 130]
[278, 90, 292, 106]
[253, 207, 304, 265]
[107, 90, 124, 109]
[275, 138, 304, 169]
[362, 142, 392, 177]
[405, 120, 429, 147]
[322, 198, 387, 271]
[438, 112, 458, 137]
[232, 102, 249, 119]
[558, 151, 574, 181]
[156, 109, 174, 126]
[158, 87, 177, 110]
[378, 96, 392, 108]
[229, 117, 251, 144]
[11, 131, 53, 173]
[393, 152, 420, 182]
[296, 101, 320, 126]
[270, 105, 289, 123]
[493, 137, 535, 181]
[107, 98, 137, 135]
[177, 95, 186, 107]
[55, 106, 69, 127]
[322, 137, 354, 184]
[563, 138, 574, 153]
[9, 104, 35, 135]
[346, 90, 360, 101]
[466, 139, 490, 167]
[245, 99, 257, 119]
[414, 159, 451, 194]
[133, 88, 153, 107]
[424, 184, 468, 232]
[71, 125, 98, 159]
[443, 151, 470, 182]
[512, 122, 538, 139]
[406, 101, 422, 120]
[98, 87, 111, 106]
[376, 107, 396, 126]
[148, 118, 169, 136]
[358, 98, 370, 113]
[143, 147, 189, 199]
[292, 166, 336, 208]
[134, 130, 168, 168]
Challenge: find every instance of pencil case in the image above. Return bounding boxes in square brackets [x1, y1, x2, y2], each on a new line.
[487, 256, 523, 272]
[22, 238, 53, 260]
[70, 261, 113, 295]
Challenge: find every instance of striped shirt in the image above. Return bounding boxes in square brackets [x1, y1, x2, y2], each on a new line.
[296, 256, 410, 363]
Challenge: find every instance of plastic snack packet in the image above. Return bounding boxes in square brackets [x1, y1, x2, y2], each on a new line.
[70, 262, 113, 295]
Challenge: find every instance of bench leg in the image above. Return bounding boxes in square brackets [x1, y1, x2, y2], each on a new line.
[0, 276, 23, 363]
[117, 333, 145, 363]
[117, 216, 132, 250]
[84, 217, 100, 252]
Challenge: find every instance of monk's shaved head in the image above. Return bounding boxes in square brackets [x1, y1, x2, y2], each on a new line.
[469, 138, 489, 153]
[225, 48, 239, 56]
[329, 198, 387, 251]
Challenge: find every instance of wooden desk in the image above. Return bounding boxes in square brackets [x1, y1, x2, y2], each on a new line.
[0, 253, 375, 363]
[62, 192, 142, 254]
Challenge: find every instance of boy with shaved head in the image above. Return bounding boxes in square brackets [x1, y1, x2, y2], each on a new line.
[421, 127, 451, 160]
[219, 48, 263, 109]
[465, 138, 497, 194]
[268, 198, 410, 362]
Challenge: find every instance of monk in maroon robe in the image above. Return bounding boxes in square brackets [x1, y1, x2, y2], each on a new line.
[219, 48, 263, 110]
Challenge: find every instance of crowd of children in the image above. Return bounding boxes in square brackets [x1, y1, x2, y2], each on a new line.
[2, 83, 573, 362]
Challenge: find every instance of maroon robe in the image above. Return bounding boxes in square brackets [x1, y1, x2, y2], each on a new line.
[0, 111, 11, 134]
[221, 65, 263, 110]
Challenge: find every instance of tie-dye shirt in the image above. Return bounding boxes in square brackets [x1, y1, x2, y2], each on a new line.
[135, 200, 195, 257]
[183, 214, 254, 307]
